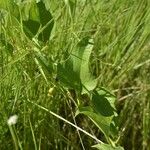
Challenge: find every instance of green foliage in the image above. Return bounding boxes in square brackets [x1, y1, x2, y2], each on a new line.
[76, 88, 121, 148]
[57, 37, 97, 93]
[0, 0, 54, 42]
[93, 143, 124, 150]
[0, 0, 150, 149]
[57, 31, 121, 147]
[57, 62, 81, 90]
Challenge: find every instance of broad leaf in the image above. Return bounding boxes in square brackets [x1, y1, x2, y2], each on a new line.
[57, 37, 97, 92]
[93, 143, 124, 150]
[76, 106, 112, 138]
[80, 38, 97, 93]
[23, 1, 54, 42]
[92, 90, 115, 117]
[96, 88, 116, 109]
[37, 1, 54, 42]
[76, 88, 118, 140]
[57, 60, 81, 91]
[92, 88, 119, 138]
[71, 37, 98, 94]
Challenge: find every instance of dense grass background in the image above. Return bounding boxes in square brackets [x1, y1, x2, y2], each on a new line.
[0, 0, 150, 149]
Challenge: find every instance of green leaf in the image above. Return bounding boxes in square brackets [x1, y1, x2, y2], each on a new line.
[92, 88, 119, 138]
[71, 37, 98, 94]
[92, 90, 116, 117]
[29, 1, 40, 22]
[80, 38, 97, 93]
[22, 1, 54, 42]
[96, 88, 116, 110]
[57, 61, 81, 91]
[57, 37, 97, 92]
[23, 20, 40, 38]
[37, 1, 54, 42]
[92, 143, 124, 150]
[42, 0, 59, 15]
[76, 106, 112, 138]
[76, 88, 118, 140]
[42, 0, 51, 10]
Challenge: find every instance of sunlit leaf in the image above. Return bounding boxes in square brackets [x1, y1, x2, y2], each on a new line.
[71, 37, 98, 94]
[92, 143, 124, 150]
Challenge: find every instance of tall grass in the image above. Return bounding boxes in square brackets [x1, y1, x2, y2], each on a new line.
[0, 0, 150, 149]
